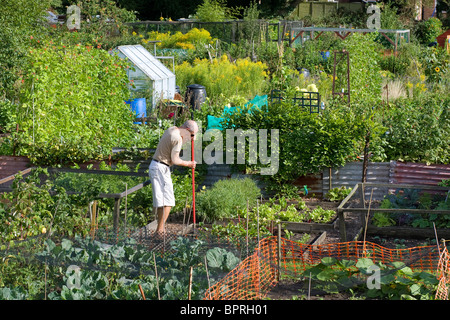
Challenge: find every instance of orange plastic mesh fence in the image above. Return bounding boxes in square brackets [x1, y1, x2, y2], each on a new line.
[436, 244, 450, 300]
[204, 236, 441, 300]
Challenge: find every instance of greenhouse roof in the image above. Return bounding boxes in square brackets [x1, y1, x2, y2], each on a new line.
[115, 44, 174, 81]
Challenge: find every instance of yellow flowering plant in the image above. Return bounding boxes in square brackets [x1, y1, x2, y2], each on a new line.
[135, 28, 215, 50]
[175, 54, 269, 104]
[422, 46, 449, 82]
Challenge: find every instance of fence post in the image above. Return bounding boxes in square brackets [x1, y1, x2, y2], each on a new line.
[277, 223, 281, 281]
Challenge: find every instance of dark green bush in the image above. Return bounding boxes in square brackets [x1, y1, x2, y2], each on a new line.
[221, 101, 369, 191]
[381, 94, 450, 164]
[379, 54, 410, 75]
[414, 17, 443, 45]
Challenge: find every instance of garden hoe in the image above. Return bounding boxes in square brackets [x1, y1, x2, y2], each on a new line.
[191, 130, 196, 232]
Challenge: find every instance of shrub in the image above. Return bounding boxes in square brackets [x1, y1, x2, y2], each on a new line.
[341, 33, 383, 106]
[381, 94, 450, 164]
[221, 101, 370, 195]
[195, 0, 240, 22]
[420, 46, 450, 83]
[196, 178, 261, 222]
[0, 0, 54, 99]
[142, 28, 215, 50]
[0, 168, 92, 241]
[379, 54, 410, 76]
[414, 17, 443, 45]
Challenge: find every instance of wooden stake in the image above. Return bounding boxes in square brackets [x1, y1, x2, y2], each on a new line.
[362, 188, 374, 256]
[153, 253, 161, 300]
[308, 272, 312, 300]
[183, 197, 188, 227]
[277, 223, 281, 282]
[188, 266, 193, 300]
[433, 222, 441, 257]
[138, 284, 146, 300]
[246, 199, 249, 257]
[204, 256, 211, 290]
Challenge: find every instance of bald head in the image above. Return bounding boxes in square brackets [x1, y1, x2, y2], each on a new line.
[180, 120, 198, 135]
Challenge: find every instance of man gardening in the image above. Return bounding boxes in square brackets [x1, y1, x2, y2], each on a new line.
[149, 119, 198, 236]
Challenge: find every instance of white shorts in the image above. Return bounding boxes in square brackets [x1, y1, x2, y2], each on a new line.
[149, 160, 175, 208]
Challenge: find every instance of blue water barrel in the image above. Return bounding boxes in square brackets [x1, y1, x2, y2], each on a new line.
[126, 98, 146, 124]
[320, 51, 330, 61]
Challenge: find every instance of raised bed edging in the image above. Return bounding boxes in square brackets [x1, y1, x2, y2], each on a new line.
[365, 224, 450, 240]
[201, 161, 450, 199]
[283, 217, 338, 233]
[0, 156, 30, 180]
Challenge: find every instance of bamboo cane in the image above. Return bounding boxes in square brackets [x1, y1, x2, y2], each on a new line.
[153, 253, 161, 300]
[362, 188, 374, 256]
[138, 284, 146, 300]
[188, 266, 193, 300]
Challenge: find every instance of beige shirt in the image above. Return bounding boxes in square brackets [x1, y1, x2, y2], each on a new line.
[153, 126, 182, 166]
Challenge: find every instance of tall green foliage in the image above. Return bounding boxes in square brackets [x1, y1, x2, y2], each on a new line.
[341, 32, 383, 107]
[381, 94, 450, 164]
[14, 40, 134, 165]
[195, 0, 240, 22]
[57, 0, 137, 49]
[0, 0, 55, 99]
[175, 54, 268, 104]
[414, 17, 443, 45]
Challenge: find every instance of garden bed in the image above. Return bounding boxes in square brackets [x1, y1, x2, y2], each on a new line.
[337, 182, 450, 242]
[282, 198, 340, 233]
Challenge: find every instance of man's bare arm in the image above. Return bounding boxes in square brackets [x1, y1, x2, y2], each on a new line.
[171, 150, 196, 168]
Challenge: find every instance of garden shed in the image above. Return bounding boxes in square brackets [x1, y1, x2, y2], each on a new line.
[113, 44, 176, 110]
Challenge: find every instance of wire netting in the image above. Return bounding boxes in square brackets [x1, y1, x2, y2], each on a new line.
[436, 243, 450, 300]
[2, 226, 448, 300]
[0, 223, 261, 300]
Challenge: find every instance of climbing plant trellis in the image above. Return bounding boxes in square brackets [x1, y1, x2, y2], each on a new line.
[270, 89, 321, 114]
[290, 27, 410, 51]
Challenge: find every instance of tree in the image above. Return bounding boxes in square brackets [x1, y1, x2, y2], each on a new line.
[195, 0, 241, 21]
[115, 0, 203, 21]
